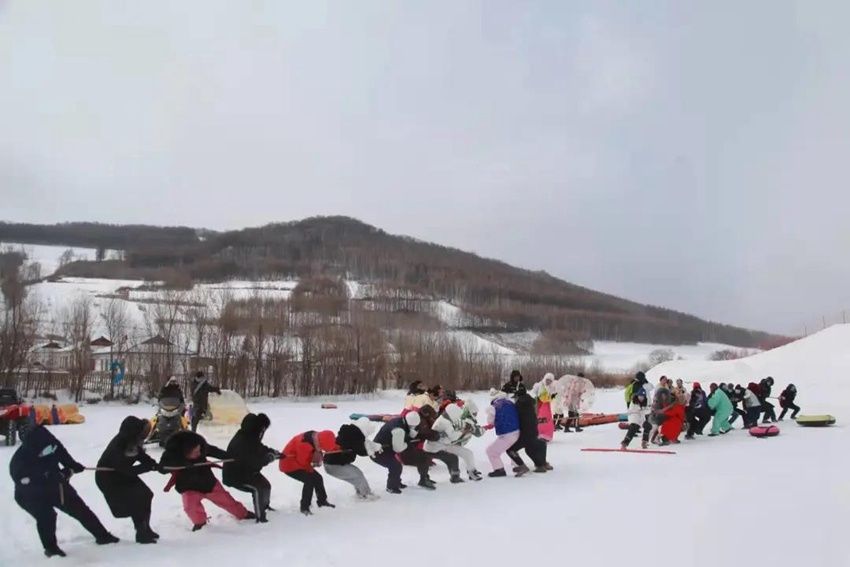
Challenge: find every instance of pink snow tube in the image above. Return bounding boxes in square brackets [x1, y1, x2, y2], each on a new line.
[749, 424, 780, 438]
[537, 401, 555, 441]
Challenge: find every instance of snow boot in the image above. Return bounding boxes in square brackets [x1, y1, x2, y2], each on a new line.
[450, 473, 465, 484]
[533, 466, 548, 473]
[469, 470, 483, 481]
[136, 531, 158, 544]
[641, 441, 649, 450]
[317, 501, 336, 509]
[418, 478, 437, 490]
[399, 482, 408, 489]
[96, 533, 119, 545]
[708, 432, 718, 437]
[544, 462, 554, 471]
[386, 486, 402, 494]
[192, 523, 206, 532]
[243, 511, 256, 520]
[301, 507, 313, 516]
[488, 468, 507, 478]
[44, 547, 66, 558]
[358, 492, 381, 501]
[684, 433, 694, 440]
[514, 464, 530, 477]
[257, 515, 269, 523]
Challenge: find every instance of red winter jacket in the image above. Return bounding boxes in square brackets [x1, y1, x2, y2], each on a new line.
[279, 430, 337, 474]
[660, 404, 686, 442]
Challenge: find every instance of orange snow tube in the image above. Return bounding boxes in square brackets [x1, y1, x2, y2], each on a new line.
[578, 413, 621, 427]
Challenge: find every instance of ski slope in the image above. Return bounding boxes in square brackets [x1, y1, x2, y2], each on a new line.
[647, 324, 850, 412]
[1, 362, 847, 566]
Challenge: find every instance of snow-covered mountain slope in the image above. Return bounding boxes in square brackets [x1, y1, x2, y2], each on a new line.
[648, 324, 850, 411]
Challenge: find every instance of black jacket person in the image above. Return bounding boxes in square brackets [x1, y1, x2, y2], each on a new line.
[95, 416, 162, 543]
[223, 413, 278, 522]
[190, 371, 221, 431]
[507, 384, 548, 471]
[9, 426, 117, 557]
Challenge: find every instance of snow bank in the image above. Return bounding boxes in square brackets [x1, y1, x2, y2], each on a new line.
[647, 324, 850, 412]
[1, 242, 120, 276]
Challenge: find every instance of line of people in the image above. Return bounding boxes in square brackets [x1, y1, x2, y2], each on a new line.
[9, 370, 568, 559]
[621, 372, 802, 449]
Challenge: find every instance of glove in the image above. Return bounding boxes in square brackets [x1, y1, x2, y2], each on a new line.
[72, 462, 86, 474]
[482, 423, 494, 431]
[60, 468, 75, 481]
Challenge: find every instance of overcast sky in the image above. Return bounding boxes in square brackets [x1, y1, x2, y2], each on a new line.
[1, 1, 848, 335]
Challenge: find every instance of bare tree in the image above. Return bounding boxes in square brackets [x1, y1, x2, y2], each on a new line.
[101, 297, 129, 397]
[58, 248, 75, 268]
[0, 268, 41, 387]
[63, 295, 94, 402]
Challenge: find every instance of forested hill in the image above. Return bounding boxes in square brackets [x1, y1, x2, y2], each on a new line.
[0, 218, 779, 347]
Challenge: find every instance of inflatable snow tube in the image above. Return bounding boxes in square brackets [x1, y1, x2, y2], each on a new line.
[578, 413, 620, 427]
[33, 404, 85, 425]
[618, 422, 631, 430]
[795, 415, 836, 427]
[349, 413, 397, 423]
[321, 403, 338, 409]
[749, 424, 780, 438]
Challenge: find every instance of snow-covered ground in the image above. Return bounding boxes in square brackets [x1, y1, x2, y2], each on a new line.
[585, 340, 753, 373]
[1, 327, 847, 567]
[1, 243, 120, 276]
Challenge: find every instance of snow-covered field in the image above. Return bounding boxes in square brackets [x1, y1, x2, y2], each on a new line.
[2, 327, 848, 566]
[1, 243, 120, 276]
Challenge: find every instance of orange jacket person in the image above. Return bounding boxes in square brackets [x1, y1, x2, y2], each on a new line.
[279, 430, 338, 515]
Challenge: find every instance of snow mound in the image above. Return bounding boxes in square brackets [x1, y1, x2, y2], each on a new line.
[647, 324, 850, 411]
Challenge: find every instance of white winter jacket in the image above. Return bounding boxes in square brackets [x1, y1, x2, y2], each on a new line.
[627, 402, 650, 426]
[742, 389, 761, 409]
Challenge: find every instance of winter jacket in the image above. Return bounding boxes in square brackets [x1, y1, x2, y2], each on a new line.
[501, 379, 521, 395]
[531, 376, 557, 404]
[627, 401, 650, 426]
[653, 386, 672, 411]
[758, 379, 773, 400]
[223, 413, 276, 486]
[95, 416, 158, 518]
[689, 389, 709, 412]
[660, 403, 686, 441]
[9, 426, 85, 502]
[742, 388, 761, 409]
[159, 431, 228, 494]
[324, 423, 371, 466]
[514, 391, 540, 442]
[707, 388, 734, 419]
[779, 386, 797, 408]
[191, 377, 221, 412]
[424, 406, 463, 452]
[489, 397, 520, 435]
[374, 417, 414, 454]
[279, 431, 338, 474]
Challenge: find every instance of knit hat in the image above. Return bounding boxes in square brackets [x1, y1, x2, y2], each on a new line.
[709, 383, 718, 391]
[692, 382, 701, 389]
[405, 412, 421, 428]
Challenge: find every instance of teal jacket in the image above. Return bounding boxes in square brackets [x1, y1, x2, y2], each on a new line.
[707, 388, 733, 417]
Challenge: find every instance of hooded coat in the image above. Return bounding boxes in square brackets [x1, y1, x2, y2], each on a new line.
[514, 388, 540, 442]
[9, 426, 85, 502]
[159, 431, 228, 494]
[779, 385, 797, 408]
[222, 413, 276, 487]
[95, 417, 158, 518]
[158, 381, 184, 402]
[707, 388, 734, 434]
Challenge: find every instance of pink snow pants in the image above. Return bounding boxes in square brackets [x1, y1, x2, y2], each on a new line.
[486, 431, 520, 470]
[181, 481, 249, 525]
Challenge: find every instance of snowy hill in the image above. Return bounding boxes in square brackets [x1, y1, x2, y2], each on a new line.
[648, 324, 850, 412]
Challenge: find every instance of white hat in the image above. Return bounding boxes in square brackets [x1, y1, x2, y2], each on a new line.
[404, 412, 421, 428]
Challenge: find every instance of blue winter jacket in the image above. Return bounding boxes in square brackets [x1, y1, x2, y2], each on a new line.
[492, 398, 520, 435]
[9, 426, 84, 500]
